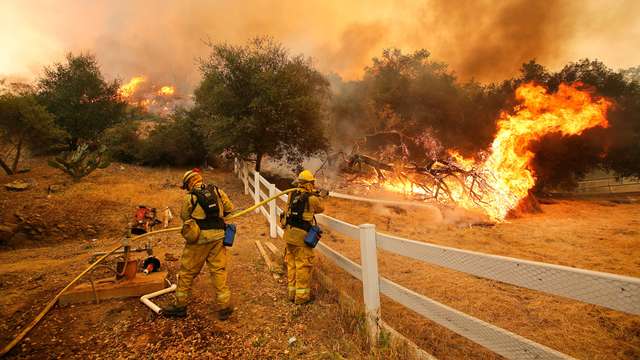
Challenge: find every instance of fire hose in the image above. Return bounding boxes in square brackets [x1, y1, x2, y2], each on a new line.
[0, 188, 299, 358]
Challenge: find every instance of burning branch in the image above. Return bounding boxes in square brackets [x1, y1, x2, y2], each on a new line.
[323, 82, 611, 221]
[342, 153, 493, 206]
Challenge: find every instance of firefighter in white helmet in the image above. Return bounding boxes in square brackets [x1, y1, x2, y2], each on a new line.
[280, 170, 325, 304]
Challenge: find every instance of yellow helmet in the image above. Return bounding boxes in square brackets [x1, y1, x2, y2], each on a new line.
[182, 168, 202, 189]
[297, 170, 315, 183]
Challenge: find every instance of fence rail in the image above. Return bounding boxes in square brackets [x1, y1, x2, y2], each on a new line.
[234, 159, 640, 359]
[376, 232, 640, 314]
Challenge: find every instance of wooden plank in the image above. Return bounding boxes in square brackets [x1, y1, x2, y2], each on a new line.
[255, 241, 280, 280]
[59, 271, 167, 306]
[264, 241, 285, 272]
[316, 214, 360, 240]
[359, 224, 380, 344]
[264, 241, 282, 258]
[315, 242, 362, 281]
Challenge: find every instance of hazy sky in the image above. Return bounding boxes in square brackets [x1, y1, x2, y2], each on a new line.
[1, 0, 639, 92]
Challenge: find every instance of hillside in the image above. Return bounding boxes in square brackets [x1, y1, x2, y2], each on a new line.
[0, 158, 368, 359]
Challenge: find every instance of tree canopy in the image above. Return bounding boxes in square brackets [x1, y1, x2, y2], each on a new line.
[37, 53, 127, 148]
[517, 59, 640, 185]
[329, 48, 505, 162]
[194, 37, 330, 171]
[330, 49, 640, 190]
[0, 84, 65, 174]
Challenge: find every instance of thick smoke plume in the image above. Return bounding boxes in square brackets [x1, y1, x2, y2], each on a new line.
[1, 0, 639, 88]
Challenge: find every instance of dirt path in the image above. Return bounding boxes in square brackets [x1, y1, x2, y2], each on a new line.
[0, 163, 366, 359]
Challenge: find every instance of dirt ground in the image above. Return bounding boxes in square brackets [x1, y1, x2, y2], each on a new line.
[0, 159, 368, 359]
[313, 194, 640, 359]
[2, 158, 639, 359]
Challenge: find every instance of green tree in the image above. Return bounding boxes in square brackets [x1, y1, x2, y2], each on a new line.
[621, 66, 640, 83]
[533, 59, 640, 182]
[37, 53, 127, 148]
[138, 109, 208, 166]
[0, 84, 66, 175]
[330, 48, 502, 161]
[194, 37, 330, 171]
[101, 120, 143, 163]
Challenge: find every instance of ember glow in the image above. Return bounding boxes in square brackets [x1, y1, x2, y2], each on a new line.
[374, 83, 611, 220]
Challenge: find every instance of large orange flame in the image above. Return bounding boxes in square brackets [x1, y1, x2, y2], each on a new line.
[157, 85, 175, 96]
[118, 76, 145, 98]
[377, 82, 611, 220]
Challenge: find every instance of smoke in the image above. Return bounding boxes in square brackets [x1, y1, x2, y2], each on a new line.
[415, 0, 574, 80]
[1, 0, 639, 89]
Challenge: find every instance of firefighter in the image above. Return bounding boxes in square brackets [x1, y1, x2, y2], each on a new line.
[162, 169, 235, 320]
[281, 170, 325, 304]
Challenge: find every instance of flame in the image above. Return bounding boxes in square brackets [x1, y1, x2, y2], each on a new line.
[118, 76, 145, 97]
[370, 82, 611, 220]
[158, 85, 175, 96]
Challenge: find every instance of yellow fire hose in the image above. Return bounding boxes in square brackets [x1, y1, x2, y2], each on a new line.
[0, 188, 299, 357]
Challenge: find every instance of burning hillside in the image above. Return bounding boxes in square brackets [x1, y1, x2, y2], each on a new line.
[118, 76, 182, 115]
[336, 82, 611, 220]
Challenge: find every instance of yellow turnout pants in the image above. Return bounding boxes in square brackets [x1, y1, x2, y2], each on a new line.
[176, 239, 230, 308]
[285, 243, 314, 303]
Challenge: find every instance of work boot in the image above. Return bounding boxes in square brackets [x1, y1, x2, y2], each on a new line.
[217, 307, 233, 321]
[161, 304, 187, 318]
[294, 295, 315, 305]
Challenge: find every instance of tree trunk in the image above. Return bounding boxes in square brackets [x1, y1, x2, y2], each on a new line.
[507, 191, 542, 218]
[255, 152, 263, 172]
[0, 158, 13, 175]
[11, 137, 23, 173]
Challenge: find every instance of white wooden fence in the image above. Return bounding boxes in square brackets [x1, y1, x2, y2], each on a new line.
[575, 175, 640, 194]
[233, 159, 640, 360]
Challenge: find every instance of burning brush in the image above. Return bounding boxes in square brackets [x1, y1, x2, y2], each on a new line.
[326, 82, 611, 221]
[118, 76, 180, 115]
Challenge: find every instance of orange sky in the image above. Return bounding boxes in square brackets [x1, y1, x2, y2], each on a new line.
[1, 0, 639, 91]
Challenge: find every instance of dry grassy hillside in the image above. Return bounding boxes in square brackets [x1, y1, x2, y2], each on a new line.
[0, 158, 371, 359]
[310, 195, 640, 359]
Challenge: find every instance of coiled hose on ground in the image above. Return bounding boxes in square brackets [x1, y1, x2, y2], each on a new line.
[0, 188, 299, 357]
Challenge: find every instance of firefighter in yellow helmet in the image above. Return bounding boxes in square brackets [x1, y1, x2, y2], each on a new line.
[162, 169, 235, 320]
[281, 170, 325, 304]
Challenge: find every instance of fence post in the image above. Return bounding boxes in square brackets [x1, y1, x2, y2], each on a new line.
[359, 223, 380, 346]
[268, 182, 278, 238]
[254, 170, 260, 214]
[243, 163, 249, 195]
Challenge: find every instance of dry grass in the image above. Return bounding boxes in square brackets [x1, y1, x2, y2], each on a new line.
[0, 158, 371, 359]
[315, 196, 640, 359]
[0, 158, 200, 245]
[2, 159, 638, 358]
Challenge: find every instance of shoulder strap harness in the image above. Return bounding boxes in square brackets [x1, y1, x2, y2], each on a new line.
[190, 184, 226, 230]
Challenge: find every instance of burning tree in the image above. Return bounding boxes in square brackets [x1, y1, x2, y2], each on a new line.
[332, 82, 611, 221]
